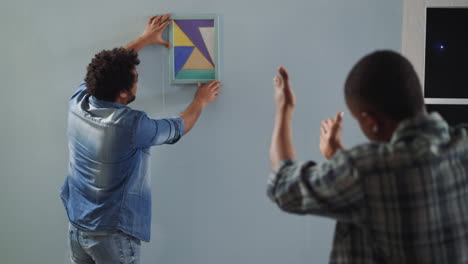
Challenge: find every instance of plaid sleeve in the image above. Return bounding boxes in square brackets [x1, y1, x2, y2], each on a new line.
[267, 150, 365, 223]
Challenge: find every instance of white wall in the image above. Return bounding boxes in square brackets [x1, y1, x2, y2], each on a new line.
[0, 0, 402, 263]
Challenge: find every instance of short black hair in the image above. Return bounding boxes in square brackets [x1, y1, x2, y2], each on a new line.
[345, 50, 424, 121]
[85, 48, 140, 102]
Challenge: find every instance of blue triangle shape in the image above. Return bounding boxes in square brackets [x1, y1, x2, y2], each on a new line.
[174, 47, 195, 76]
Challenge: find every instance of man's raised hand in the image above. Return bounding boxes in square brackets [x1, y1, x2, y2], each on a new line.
[273, 66, 296, 112]
[320, 112, 345, 159]
[140, 14, 173, 48]
[194, 81, 222, 108]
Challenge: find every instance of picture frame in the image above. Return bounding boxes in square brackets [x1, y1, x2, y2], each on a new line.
[168, 15, 220, 84]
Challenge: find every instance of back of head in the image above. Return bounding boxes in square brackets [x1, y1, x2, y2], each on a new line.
[85, 48, 140, 102]
[345, 50, 424, 122]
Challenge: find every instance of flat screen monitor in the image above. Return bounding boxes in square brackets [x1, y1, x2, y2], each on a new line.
[426, 104, 468, 126]
[425, 8, 468, 99]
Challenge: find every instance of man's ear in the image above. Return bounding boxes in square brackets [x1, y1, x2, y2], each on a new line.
[119, 91, 128, 99]
[360, 111, 380, 133]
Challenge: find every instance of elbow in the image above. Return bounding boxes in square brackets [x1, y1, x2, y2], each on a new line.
[267, 187, 307, 215]
[274, 199, 308, 215]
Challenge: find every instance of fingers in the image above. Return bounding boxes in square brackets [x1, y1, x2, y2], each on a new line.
[152, 14, 171, 26]
[162, 13, 171, 22]
[148, 16, 158, 25]
[212, 82, 222, 89]
[335, 111, 344, 124]
[209, 81, 221, 96]
[321, 113, 342, 134]
[322, 114, 343, 127]
[320, 126, 326, 144]
[278, 66, 289, 81]
[161, 40, 170, 49]
[211, 82, 222, 96]
[159, 19, 173, 30]
[199, 80, 222, 91]
[321, 120, 329, 133]
[326, 112, 343, 138]
[201, 80, 216, 88]
[320, 112, 344, 158]
[213, 87, 220, 96]
[207, 80, 222, 88]
[153, 15, 164, 25]
[331, 112, 343, 130]
[274, 74, 283, 86]
[320, 121, 328, 134]
[198, 81, 211, 87]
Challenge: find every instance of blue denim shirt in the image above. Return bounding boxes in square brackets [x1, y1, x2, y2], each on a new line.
[60, 83, 185, 242]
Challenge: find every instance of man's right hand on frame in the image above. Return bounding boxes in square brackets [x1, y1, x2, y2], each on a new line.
[194, 81, 222, 108]
[140, 14, 173, 48]
[320, 112, 345, 159]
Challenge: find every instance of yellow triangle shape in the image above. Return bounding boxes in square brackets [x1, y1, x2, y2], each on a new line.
[174, 22, 194, 46]
[182, 47, 215, 70]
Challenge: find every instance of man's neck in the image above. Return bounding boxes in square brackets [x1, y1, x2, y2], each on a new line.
[114, 98, 127, 105]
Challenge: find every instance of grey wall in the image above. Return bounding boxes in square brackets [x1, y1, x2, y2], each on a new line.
[0, 0, 402, 263]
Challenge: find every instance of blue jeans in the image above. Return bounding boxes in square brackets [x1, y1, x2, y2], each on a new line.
[68, 224, 141, 264]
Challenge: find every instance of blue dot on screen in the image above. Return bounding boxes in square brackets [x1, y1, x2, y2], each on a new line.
[440, 45, 445, 50]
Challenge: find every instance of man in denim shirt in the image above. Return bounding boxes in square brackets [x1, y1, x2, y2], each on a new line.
[60, 14, 222, 264]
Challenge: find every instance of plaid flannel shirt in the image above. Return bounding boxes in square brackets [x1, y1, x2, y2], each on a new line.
[268, 113, 468, 264]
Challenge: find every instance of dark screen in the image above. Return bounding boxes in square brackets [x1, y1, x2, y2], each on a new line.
[425, 8, 468, 98]
[426, 104, 468, 126]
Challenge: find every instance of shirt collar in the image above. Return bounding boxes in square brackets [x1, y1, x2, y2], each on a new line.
[390, 112, 450, 144]
[88, 95, 129, 109]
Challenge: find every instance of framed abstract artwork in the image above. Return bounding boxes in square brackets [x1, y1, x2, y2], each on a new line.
[169, 15, 220, 84]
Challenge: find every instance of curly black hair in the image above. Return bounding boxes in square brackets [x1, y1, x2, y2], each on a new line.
[85, 48, 140, 102]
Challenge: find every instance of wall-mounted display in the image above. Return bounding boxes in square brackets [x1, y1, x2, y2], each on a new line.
[425, 8, 468, 98]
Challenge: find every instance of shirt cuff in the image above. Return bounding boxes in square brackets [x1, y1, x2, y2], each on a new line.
[173, 116, 186, 137]
[267, 159, 296, 198]
[165, 116, 185, 144]
[175, 116, 185, 137]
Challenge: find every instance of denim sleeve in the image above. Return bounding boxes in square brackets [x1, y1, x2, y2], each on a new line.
[134, 114, 186, 148]
[267, 150, 365, 223]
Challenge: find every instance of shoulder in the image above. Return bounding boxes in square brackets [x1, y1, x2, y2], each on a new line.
[448, 124, 468, 153]
[69, 82, 88, 105]
[346, 142, 389, 162]
[114, 108, 148, 128]
[340, 142, 393, 173]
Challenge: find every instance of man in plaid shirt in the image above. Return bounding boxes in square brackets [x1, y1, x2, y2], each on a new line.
[268, 51, 468, 263]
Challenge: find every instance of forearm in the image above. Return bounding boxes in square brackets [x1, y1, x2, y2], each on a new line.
[270, 108, 296, 170]
[178, 100, 204, 135]
[124, 37, 149, 52]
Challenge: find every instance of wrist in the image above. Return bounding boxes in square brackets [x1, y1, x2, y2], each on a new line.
[136, 36, 150, 47]
[125, 36, 148, 52]
[276, 105, 294, 116]
[192, 98, 206, 109]
[327, 144, 344, 159]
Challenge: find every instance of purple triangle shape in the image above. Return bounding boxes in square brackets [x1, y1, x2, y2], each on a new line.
[174, 19, 214, 66]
